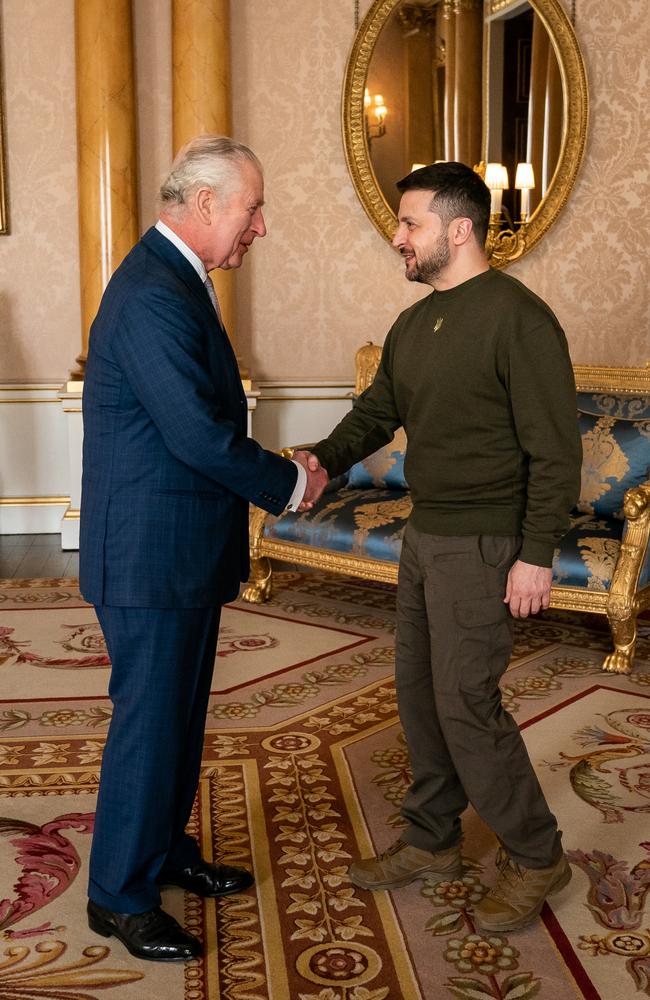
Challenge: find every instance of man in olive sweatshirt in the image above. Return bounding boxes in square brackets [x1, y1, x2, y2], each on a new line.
[298, 162, 581, 932]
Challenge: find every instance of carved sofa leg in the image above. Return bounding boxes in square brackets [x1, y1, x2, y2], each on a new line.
[243, 505, 273, 604]
[242, 555, 273, 604]
[603, 604, 636, 674]
[602, 483, 650, 674]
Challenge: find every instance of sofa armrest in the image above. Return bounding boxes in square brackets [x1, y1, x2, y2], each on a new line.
[622, 480, 650, 522]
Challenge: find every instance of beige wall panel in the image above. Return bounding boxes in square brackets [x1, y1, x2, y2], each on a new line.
[230, 0, 427, 383]
[510, 0, 650, 365]
[232, 0, 650, 378]
[1, 0, 649, 384]
[0, 0, 81, 381]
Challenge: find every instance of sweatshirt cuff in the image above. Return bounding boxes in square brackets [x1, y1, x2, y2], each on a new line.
[519, 538, 555, 568]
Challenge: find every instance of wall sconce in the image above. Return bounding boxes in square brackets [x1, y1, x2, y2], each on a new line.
[483, 161, 532, 266]
[484, 162, 509, 216]
[364, 88, 388, 145]
[515, 162, 535, 222]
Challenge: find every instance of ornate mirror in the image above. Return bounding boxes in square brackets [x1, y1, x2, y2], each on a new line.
[342, 0, 588, 266]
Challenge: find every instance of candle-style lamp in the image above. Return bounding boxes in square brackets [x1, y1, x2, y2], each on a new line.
[482, 162, 530, 266]
[364, 88, 388, 143]
[515, 162, 535, 222]
[485, 162, 507, 217]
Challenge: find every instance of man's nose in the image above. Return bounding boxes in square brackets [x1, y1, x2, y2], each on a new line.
[392, 226, 405, 249]
[253, 209, 267, 238]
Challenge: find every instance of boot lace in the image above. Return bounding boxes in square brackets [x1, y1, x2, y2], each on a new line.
[489, 847, 524, 901]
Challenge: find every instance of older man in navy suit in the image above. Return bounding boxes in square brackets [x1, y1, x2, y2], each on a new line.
[80, 135, 326, 962]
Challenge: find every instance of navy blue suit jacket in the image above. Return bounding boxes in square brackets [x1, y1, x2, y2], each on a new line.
[79, 227, 297, 608]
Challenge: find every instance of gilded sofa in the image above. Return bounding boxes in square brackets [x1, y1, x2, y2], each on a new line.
[244, 344, 650, 675]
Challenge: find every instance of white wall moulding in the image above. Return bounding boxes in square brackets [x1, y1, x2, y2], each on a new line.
[58, 381, 83, 549]
[0, 386, 70, 536]
[252, 381, 354, 451]
[0, 497, 70, 535]
[0, 381, 329, 544]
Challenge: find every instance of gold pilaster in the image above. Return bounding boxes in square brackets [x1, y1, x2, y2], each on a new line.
[172, 0, 235, 342]
[453, 3, 482, 166]
[443, 11, 456, 160]
[74, 0, 139, 377]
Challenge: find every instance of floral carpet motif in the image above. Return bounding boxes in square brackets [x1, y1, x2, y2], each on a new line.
[0, 571, 649, 999]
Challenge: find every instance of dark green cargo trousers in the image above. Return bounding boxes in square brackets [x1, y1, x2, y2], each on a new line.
[395, 522, 562, 869]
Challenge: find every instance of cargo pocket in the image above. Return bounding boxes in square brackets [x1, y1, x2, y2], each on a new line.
[477, 535, 521, 571]
[453, 594, 514, 696]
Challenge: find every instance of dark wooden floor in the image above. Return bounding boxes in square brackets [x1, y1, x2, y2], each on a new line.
[0, 534, 79, 579]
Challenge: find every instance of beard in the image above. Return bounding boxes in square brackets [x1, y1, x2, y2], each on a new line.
[405, 231, 451, 284]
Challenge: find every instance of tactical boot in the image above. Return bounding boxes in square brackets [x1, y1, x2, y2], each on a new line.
[474, 848, 572, 932]
[349, 839, 462, 891]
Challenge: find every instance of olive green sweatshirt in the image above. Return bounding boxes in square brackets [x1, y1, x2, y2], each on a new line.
[312, 268, 582, 567]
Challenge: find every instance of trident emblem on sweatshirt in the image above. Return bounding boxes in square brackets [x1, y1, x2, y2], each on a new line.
[433, 317, 444, 334]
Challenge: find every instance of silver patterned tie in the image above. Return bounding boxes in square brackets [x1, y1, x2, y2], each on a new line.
[204, 275, 222, 324]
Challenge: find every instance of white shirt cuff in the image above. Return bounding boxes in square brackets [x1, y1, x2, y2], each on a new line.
[286, 461, 307, 510]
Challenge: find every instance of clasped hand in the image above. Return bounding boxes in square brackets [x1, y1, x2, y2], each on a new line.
[293, 450, 329, 512]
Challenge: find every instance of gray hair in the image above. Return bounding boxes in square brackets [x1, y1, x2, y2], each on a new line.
[158, 134, 262, 211]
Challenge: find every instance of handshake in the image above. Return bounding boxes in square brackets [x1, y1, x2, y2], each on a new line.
[293, 450, 329, 512]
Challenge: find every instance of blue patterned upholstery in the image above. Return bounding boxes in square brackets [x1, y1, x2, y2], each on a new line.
[265, 488, 411, 562]
[576, 392, 650, 420]
[576, 392, 650, 519]
[347, 428, 408, 489]
[262, 390, 650, 599]
[552, 512, 624, 591]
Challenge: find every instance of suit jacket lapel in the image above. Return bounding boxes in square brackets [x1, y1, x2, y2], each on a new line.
[140, 228, 247, 427]
[141, 227, 208, 302]
[141, 228, 234, 348]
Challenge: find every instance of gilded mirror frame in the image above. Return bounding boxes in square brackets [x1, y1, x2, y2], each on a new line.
[342, 0, 588, 266]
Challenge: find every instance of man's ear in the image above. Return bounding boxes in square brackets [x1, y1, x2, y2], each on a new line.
[451, 217, 473, 245]
[195, 187, 214, 225]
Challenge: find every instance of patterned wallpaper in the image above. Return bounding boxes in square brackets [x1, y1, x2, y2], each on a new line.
[0, 0, 648, 381]
[0, 0, 81, 382]
[511, 0, 650, 366]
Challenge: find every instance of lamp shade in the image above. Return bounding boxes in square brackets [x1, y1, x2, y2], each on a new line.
[484, 162, 504, 190]
[515, 162, 535, 190]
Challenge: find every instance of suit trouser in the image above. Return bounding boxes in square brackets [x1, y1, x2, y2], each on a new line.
[88, 604, 221, 913]
[396, 522, 562, 869]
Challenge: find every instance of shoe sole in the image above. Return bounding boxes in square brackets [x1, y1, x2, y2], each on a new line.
[88, 914, 201, 963]
[349, 865, 463, 892]
[473, 863, 573, 933]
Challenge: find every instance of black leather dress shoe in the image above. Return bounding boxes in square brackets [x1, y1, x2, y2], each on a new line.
[87, 900, 201, 962]
[159, 859, 255, 897]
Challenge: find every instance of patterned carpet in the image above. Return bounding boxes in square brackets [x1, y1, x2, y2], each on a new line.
[1, 569, 650, 1000]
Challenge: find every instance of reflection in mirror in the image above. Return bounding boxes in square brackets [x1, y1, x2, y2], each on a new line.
[344, 0, 587, 266]
[368, 0, 561, 224]
[369, 1, 482, 214]
[485, 0, 562, 222]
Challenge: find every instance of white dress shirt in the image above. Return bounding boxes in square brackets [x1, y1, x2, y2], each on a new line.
[154, 220, 306, 511]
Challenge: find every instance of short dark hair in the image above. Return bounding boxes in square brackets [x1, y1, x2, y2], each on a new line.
[396, 161, 491, 246]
